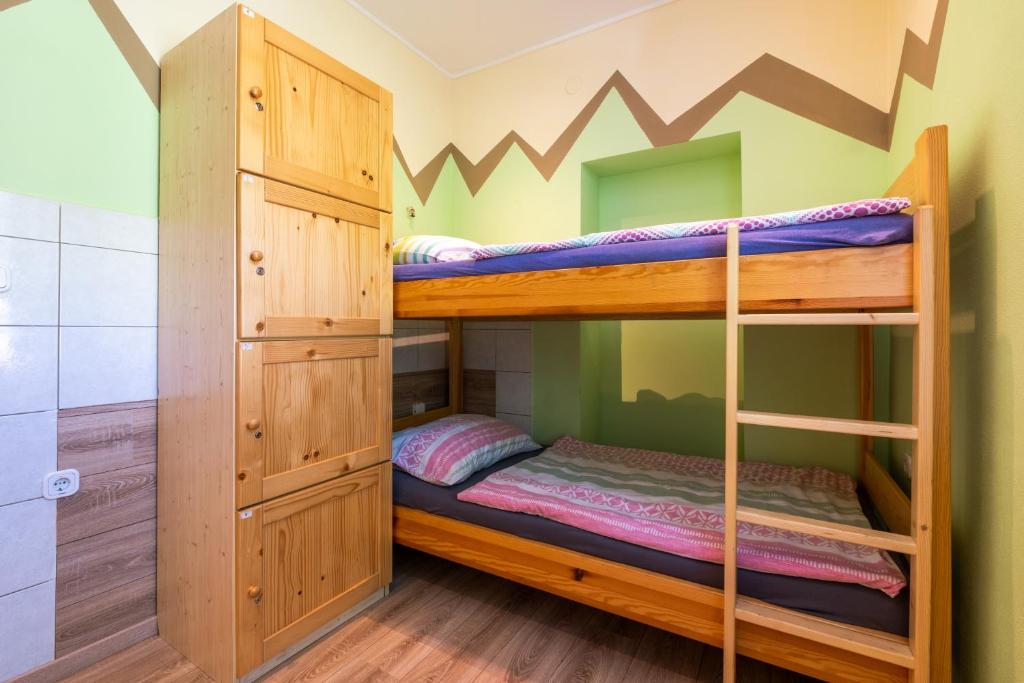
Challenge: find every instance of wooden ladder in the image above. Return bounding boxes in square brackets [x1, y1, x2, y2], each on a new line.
[722, 211, 935, 682]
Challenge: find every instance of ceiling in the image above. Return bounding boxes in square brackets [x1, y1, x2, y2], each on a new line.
[347, 0, 674, 78]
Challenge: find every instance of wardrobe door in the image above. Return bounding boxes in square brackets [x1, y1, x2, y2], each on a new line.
[236, 463, 391, 677]
[238, 174, 393, 339]
[236, 338, 392, 508]
[237, 6, 393, 212]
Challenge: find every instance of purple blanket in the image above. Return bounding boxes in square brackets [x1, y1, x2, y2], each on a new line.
[394, 213, 913, 282]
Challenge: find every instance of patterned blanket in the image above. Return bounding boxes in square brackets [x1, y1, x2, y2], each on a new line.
[457, 437, 906, 596]
[469, 197, 910, 260]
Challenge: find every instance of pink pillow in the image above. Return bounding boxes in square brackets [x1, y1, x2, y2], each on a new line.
[392, 414, 540, 486]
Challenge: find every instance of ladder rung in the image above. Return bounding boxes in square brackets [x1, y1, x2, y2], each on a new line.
[736, 410, 918, 440]
[734, 597, 915, 668]
[738, 312, 919, 326]
[736, 506, 916, 554]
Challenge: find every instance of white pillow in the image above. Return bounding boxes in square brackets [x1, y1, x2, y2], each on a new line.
[393, 235, 481, 264]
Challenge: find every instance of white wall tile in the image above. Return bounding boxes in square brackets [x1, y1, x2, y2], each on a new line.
[0, 191, 59, 242]
[496, 412, 532, 435]
[417, 339, 447, 371]
[60, 245, 157, 327]
[0, 411, 56, 507]
[496, 330, 532, 373]
[393, 329, 418, 374]
[59, 327, 156, 409]
[0, 498, 55, 597]
[0, 236, 58, 325]
[0, 580, 55, 680]
[60, 202, 158, 254]
[496, 371, 531, 416]
[463, 330, 495, 370]
[0, 327, 57, 415]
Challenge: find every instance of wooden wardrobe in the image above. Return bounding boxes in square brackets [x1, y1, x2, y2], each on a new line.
[157, 5, 393, 681]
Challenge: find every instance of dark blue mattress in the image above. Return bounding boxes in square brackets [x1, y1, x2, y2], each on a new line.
[395, 450, 909, 636]
[394, 213, 914, 282]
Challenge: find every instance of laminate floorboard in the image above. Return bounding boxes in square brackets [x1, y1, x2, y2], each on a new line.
[65, 548, 816, 682]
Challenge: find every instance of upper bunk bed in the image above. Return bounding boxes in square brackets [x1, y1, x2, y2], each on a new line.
[394, 127, 947, 321]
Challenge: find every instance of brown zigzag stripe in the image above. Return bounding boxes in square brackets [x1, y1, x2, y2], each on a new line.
[4, 0, 947, 204]
[396, 0, 948, 203]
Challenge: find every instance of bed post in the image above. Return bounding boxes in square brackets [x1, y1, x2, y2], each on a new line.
[449, 318, 463, 414]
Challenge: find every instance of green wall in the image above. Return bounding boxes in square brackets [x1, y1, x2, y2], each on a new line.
[578, 140, 742, 456]
[456, 89, 888, 474]
[0, 0, 158, 216]
[885, 0, 1024, 679]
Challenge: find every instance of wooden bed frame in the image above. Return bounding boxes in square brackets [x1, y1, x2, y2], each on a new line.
[391, 126, 950, 683]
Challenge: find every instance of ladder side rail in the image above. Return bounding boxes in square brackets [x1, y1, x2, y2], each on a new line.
[910, 205, 936, 681]
[723, 224, 740, 682]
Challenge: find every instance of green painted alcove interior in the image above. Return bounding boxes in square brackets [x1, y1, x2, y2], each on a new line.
[575, 133, 742, 457]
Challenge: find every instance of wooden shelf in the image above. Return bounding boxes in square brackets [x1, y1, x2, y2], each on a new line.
[734, 597, 915, 669]
[736, 410, 918, 440]
[736, 506, 917, 554]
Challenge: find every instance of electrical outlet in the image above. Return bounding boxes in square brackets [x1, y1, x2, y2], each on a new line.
[412, 401, 426, 415]
[902, 452, 913, 480]
[43, 469, 80, 500]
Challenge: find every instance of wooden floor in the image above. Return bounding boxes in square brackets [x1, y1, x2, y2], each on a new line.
[67, 548, 815, 682]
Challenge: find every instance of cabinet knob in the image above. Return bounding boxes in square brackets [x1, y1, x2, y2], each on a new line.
[245, 419, 261, 431]
[247, 585, 263, 602]
[249, 250, 264, 263]
[249, 86, 263, 99]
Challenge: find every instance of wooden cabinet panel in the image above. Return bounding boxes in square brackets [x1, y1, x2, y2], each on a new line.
[237, 6, 393, 212]
[237, 464, 389, 677]
[236, 338, 392, 508]
[238, 175, 392, 339]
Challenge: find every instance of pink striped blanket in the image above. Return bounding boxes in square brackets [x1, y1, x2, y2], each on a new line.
[457, 437, 906, 596]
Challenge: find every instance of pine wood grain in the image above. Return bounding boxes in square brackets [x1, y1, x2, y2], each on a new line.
[237, 174, 386, 339]
[393, 243, 914, 320]
[68, 550, 813, 683]
[156, 7, 238, 679]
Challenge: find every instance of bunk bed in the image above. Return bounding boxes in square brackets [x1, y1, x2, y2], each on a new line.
[390, 126, 950, 683]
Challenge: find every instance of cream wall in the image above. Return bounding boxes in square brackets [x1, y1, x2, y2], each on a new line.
[450, 0, 911, 162]
[115, 0, 453, 172]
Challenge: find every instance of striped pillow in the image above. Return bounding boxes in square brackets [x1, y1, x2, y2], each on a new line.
[393, 235, 481, 264]
[392, 414, 540, 486]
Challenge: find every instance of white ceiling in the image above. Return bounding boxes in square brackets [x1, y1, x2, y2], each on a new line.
[347, 0, 674, 78]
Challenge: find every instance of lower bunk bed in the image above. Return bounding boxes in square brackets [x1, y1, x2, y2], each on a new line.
[393, 448, 912, 683]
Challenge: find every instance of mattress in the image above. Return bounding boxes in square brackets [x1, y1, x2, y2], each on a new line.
[394, 450, 910, 636]
[393, 212, 913, 282]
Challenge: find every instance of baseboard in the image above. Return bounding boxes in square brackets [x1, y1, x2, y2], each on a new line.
[10, 617, 157, 683]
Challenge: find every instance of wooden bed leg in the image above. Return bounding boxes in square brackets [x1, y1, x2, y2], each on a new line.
[723, 224, 741, 682]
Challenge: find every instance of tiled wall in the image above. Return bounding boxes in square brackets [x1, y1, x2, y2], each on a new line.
[0, 190, 157, 681]
[463, 321, 533, 434]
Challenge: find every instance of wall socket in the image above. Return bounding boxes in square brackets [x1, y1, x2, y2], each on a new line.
[902, 452, 913, 480]
[43, 469, 80, 499]
[412, 401, 426, 415]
